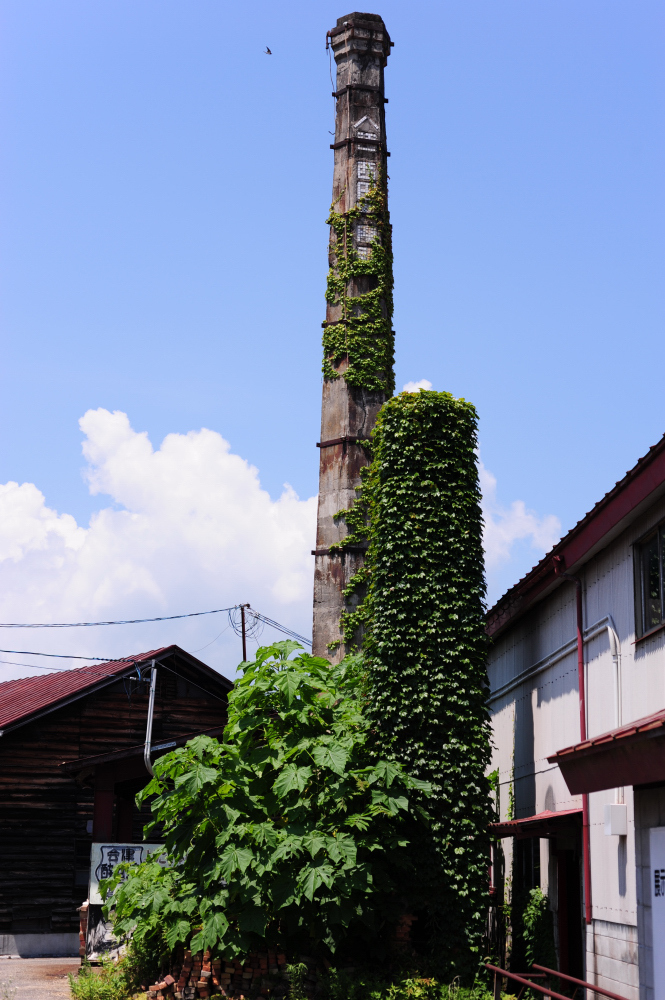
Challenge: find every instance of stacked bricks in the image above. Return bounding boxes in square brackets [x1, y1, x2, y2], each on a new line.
[77, 900, 88, 958]
[392, 913, 416, 951]
[148, 950, 289, 1000]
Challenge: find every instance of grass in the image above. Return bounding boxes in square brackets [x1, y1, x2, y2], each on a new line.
[68, 959, 133, 1000]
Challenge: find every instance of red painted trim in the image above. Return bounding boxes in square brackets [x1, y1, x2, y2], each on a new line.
[549, 708, 665, 761]
[489, 808, 582, 839]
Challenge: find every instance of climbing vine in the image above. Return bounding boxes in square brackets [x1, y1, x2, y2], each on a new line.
[323, 173, 395, 394]
[337, 390, 493, 979]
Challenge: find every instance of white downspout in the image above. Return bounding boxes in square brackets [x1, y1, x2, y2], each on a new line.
[606, 617, 623, 803]
[143, 660, 157, 778]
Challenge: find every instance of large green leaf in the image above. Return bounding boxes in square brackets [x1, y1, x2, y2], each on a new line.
[201, 911, 229, 950]
[302, 831, 327, 859]
[218, 845, 254, 879]
[274, 669, 301, 706]
[312, 742, 349, 776]
[273, 764, 312, 799]
[174, 764, 219, 797]
[299, 864, 335, 901]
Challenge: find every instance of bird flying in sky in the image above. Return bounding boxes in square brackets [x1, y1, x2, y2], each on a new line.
[265, 46, 272, 55]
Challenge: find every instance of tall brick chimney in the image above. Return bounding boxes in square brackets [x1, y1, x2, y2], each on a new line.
[312, 13, 393, 659]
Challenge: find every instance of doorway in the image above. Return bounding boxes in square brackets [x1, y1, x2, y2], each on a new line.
[553, 840, 584, 980]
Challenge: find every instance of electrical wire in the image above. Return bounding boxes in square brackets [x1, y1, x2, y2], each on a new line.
[190, 623, 232, 653]
[0, 607, 236, 628]
[0, 605, 311, 644]
[0, 654, 231, 704]
[250, 610, 311, 646]
[0, 658, 70, 671]
[0, 605, 311, 682]
[0, 648, 131, 660]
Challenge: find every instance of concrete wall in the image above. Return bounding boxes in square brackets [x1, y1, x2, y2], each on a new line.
[0, 933, 78, 957]
[586, 921, 639, 1000]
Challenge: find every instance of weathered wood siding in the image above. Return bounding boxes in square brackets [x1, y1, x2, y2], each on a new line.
[0, 668, 227, 938]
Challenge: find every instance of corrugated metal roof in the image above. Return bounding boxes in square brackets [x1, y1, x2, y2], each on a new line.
[548, 707, 665, 761]
[489, 808, 582, 839]
[0, 647, 169, 731]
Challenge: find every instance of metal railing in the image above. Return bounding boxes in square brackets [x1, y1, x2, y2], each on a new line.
[486, 963, 578, 1000]
[485, 963, 631, 1000]
[532, 964, 632, 1000]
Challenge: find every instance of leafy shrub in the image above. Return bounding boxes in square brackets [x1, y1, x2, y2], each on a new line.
[522, 888, 557, 980]
[68, 960, 130, 1000]
[320, 969, 511, 1000]
[103, 643, 431, 963]
[286, 963, 308, 1000]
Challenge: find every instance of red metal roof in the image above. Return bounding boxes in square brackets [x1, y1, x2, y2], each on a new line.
[0, 647, 170, 732]
[548, 709, 665, 794]
[489, 808, 582, 839]
[551, 708, 665, 760]
[487, 432, 665, 637]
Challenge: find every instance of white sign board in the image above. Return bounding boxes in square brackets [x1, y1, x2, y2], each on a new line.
[650, 827, 665, 998]
[89, 842, 166, 904]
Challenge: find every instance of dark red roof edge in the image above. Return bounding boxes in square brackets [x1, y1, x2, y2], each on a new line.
[547, 708, 665, 763]
[489, 808, 582, 838]
[487, 433, 665, 638]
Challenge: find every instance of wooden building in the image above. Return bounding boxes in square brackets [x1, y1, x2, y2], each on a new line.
[487, 433, 665, 1000]
[0, 645, 231, 957]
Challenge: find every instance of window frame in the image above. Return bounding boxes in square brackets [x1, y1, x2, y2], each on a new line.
[635, 521, 665, 639]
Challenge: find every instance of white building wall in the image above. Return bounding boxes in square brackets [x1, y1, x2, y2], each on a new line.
[488, 494, 665, 999]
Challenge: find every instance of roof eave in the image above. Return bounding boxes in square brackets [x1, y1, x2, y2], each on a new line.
[0, 645, 232, 738]
[487, 434, 665, 639]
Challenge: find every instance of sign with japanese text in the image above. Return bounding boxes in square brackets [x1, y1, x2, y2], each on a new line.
[650, 827, 665, 998]
[89, 842, 166, 905]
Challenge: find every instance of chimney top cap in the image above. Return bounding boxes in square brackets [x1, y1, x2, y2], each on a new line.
[336, 12, 385, 27]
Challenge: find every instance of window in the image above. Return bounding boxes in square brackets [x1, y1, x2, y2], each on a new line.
[637, 525, 665, 635]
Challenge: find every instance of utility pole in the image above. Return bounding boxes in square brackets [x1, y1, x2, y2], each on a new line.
[240, 604, 248, 662]
[312, 13, 393, 660]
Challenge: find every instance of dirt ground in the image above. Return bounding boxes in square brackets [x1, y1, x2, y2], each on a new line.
[0, 957, 81, 1000]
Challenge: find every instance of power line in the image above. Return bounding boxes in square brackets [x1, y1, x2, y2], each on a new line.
[0, 658, 72, 671]
[0, 605, 311, 676]
[250, 611, 311, 646]
[0, 649, 130, 661]
[0, 605, 312, 647]
[0, 607, 237, 628]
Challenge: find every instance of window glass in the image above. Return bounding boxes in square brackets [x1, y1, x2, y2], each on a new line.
[642, 533, 664, 632]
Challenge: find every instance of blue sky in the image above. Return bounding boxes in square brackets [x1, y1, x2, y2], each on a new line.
[0, 1, 663, 677]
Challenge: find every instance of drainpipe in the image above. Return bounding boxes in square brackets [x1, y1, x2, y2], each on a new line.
[605, 616, 624, 804]
[553, 556, 592, 925]
[143, 660, 157, 778]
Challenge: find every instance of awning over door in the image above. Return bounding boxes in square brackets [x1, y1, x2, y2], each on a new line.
[548, 709, 665, 794]
[489, 808, 582, 839]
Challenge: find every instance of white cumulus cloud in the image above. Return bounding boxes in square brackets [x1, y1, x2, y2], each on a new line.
[0, 410, 317, 681]
[0, 409, 561, 680]
[401, 379, 433, 393]
[479, 459, 561, 602]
